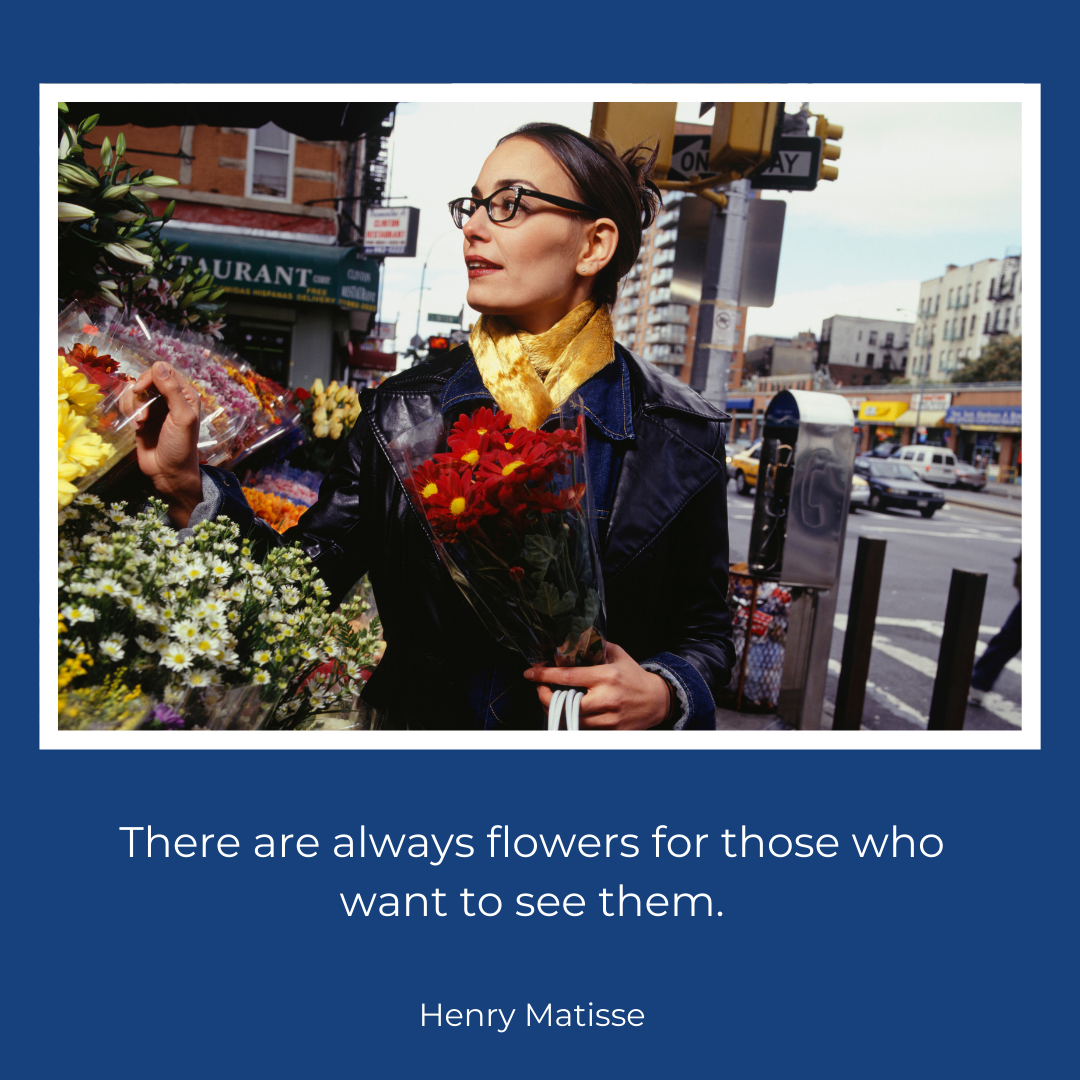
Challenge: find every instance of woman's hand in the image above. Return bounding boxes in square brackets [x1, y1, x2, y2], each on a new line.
[525, 642, 672, 730]
[124, 361, 203, 528]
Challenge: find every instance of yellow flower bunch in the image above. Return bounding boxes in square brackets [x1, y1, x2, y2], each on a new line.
[309, 377, 361, 440]
[58, 668, 147, 730]
[58, 354, 115, 508]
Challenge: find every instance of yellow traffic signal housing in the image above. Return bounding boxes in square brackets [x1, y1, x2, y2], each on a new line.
[709, 102, 781, 179]
[591, 102, 677, 178]
[814, 115, 843, 181]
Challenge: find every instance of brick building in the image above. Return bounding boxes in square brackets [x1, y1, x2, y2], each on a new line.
[68, 103, 396, 390]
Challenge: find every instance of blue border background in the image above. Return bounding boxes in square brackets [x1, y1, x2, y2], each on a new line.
[8, 11, 1064, 1077]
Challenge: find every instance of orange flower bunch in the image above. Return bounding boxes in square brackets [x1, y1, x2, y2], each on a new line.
[224, 359, 292, 425]
[241, 486, 306, 534]
[405, 407, 586, 544]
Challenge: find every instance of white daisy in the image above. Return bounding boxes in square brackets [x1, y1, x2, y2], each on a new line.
[99, 635, 125, 661]
[170, 619, 200, 642]
[61, 604, 96, 624]
[96, 578, 124, 599]
[252, 649, 272, 666]
[192, 635, 221, 656]
[160, 644, 194, 672]
[135, 635, 159, 652]
[184, 669, 214, 688]
[210, 562, 230, 579]
[252, 670, 271, 686]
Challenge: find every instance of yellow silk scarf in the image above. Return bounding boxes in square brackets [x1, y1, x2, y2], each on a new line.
[468, 300, 615, 430]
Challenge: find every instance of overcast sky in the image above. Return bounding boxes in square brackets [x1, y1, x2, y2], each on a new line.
[375, 98, 1022, 351]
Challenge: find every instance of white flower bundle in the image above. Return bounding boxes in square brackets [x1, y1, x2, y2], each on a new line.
[58, 494, 381, 728]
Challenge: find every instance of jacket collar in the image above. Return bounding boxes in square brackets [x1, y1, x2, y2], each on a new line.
[440, 349, 634, 441]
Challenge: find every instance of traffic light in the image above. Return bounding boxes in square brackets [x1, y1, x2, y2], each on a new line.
[427, 335, 450, 352]
[709, 103, 782, 179]
[814, 115, 843, 181]
[591, 102, 677, 177]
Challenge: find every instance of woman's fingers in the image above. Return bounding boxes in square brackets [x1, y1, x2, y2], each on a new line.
[150, 362, 199, 426]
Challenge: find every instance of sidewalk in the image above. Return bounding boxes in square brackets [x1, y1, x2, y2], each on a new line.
[944, 480, 1022, 516]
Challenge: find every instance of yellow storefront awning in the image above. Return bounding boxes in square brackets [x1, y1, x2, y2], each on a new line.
[857, 401, 908, 423]
[894, 410, 946, 428]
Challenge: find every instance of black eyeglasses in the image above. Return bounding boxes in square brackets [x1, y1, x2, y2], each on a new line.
[448, 185, 604, 229]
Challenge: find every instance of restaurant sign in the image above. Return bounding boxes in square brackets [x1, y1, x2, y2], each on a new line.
[161, 228, 380, 311]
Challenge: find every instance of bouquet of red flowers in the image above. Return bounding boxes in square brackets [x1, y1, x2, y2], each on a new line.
[391, 405, 606, 668]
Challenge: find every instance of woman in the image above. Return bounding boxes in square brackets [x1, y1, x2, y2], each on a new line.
[131, 122, 736, 730]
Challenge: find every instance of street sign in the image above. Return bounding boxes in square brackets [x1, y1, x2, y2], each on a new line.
[738, 198, 786, 308]
[751, 137, 822, 191]
[666, 134, 718, 182]
[428, 312, 460, 324]
[363, 206, 420, 257]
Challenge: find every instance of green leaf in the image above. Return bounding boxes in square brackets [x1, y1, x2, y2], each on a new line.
[535, 581, 576, 617]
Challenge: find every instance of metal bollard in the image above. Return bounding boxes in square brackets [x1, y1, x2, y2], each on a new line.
[833, 536, 887, 730]
[928, 569, 988, 730]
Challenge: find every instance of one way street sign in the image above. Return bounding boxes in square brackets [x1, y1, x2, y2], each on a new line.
[751, 136, 822, 191]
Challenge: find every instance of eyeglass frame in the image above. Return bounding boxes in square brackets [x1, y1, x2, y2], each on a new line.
[448, 185, 606, 229]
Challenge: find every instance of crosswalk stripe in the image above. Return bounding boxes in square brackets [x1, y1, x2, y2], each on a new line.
[833, 614, 1020, 675]
[827, 658, 928, 729]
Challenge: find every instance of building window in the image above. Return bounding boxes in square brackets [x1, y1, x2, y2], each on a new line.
[865, 352, 875, 367]
[885, 331, 894, 346]
[246, 122, 295, 202]
[857, 331, 862, 341]
[974, 282, 980, 302]
[868, 330, 877, 345]
[947, 289, 953, 307]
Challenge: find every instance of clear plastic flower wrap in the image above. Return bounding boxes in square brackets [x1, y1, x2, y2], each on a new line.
[387, 402, 607, 668]
[93, 313, 249, 465]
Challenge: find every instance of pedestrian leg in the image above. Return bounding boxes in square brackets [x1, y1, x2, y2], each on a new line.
[971, 600, 1021, 693]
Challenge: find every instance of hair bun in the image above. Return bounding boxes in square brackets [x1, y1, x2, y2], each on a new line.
[619, 141, 662, 231]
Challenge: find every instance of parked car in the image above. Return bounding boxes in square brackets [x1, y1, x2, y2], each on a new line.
[865, 442, 901, 459]
[953, 460, 987, 491]
[728, 441, 761, 494]
[894, 445, 958, 486]
[849, 473, 871, 512]
[853, 459, 946, 518]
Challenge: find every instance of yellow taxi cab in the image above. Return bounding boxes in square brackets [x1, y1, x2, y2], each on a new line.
[728, 441, 762, 495]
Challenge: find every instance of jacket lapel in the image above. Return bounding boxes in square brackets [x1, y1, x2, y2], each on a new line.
[602, 410, 722, 581]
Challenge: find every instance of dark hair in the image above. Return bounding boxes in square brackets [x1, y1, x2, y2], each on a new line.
[498, 122, 662, 307]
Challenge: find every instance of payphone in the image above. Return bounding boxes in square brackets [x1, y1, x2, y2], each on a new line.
[744, 390, 857, 727]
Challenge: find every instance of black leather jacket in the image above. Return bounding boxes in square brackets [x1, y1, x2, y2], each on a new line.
[206, 344, 735, 729]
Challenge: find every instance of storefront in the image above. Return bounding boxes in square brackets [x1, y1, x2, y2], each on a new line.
[725, 397, 755, 441]
[944, 405, 1023, 480]
[856, 400, 908, 450]
[161, 227, 380, 390]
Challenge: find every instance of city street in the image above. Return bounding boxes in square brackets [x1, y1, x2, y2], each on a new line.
[725, 486, 1023, 731]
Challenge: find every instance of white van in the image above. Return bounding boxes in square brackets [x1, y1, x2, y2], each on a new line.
[896, 446, 958, 486]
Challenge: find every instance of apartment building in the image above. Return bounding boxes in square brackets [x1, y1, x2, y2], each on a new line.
[912, 253, 1022, 382]
[612, 122, 747, 386]
[817, 315, 912, 386]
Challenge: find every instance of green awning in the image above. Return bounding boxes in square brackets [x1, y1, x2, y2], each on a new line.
[161, 228, 379, 312]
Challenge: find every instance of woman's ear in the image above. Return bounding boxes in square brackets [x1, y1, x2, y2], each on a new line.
[576, 218, 619, 279]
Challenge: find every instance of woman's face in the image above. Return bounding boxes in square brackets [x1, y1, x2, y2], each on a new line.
[462, 137, 612, 335]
